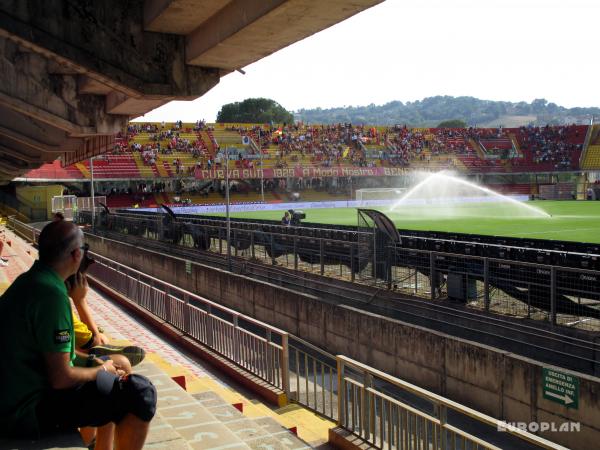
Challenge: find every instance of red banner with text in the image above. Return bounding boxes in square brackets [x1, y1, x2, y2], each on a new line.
[194, 166, 407, 180]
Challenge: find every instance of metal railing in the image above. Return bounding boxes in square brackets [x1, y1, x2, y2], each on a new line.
[87, 252, 288, 392]
[8, 216, 41, 243]
[289, 337, 339, 420]
[5, 217, 569, 449]
[388, 245, 600, 332]
[579, 119, 594, 168]
[81, 208, 600, 332]
[337, 357, 567, 450]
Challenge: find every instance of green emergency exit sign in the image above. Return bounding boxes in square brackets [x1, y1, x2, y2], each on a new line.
[542, 368, 579, 409]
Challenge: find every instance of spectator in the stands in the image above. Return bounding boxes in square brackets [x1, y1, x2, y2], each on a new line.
[0, 220, 156, 449]
[63, 247, 146, 371]
[67, 266, 145, 449]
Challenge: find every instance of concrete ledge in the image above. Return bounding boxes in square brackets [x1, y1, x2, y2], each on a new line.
[328, 427, 377, 450]
[88, 274, 286, 407]
[0, 431, 85, 449]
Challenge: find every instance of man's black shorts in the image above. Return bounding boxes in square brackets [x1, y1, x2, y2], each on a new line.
[36, 373, 156, 434]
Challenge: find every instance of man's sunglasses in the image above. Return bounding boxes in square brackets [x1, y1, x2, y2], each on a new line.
[73, 243, 89, 254]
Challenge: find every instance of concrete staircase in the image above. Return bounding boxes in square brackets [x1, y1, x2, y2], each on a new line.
[507, 132, 523, 157]
[132, 152, 157, 178]
[0, 433, 86, 450]
[582, 144, 600, 169]
[452, 156, 468, 171]
[0, 361, 312, 450]
[200, 131, 216, 156]
[137, 362, 311, 449]
[154, 157, 170, 177]
[211, 129, 244, 150]
[467, 138, 486, 159]
[162, 161, 173, 177]
[589, 124, 600, 145]
[75, 162, 91, 179]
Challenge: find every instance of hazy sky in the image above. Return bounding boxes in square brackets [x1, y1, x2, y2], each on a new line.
[134, 0, 600, 122]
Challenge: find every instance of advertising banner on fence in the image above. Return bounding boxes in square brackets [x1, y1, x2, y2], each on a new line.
[194, 166, 408, 180]
[132, 195, 530, 215]
[135, 199, 397, 215]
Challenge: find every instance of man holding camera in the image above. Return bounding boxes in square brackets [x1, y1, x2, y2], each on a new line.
[69, 268, 145, 370]
[52, 213, 145, 369]
[0, 220, 156, 448]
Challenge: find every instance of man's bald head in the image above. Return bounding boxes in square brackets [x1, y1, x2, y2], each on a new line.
[38, 220, 83, 266]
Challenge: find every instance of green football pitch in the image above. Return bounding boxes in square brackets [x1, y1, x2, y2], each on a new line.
[205, 201, 600, 244]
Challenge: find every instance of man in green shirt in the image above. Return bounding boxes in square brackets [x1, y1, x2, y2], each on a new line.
[0, 220, 156, 449]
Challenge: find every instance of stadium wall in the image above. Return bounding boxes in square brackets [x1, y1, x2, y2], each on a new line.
[86, 233, 600, 449]
[16, 184, 63, 220]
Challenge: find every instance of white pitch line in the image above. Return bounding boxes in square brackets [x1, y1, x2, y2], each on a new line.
[511, 227, 600, 236]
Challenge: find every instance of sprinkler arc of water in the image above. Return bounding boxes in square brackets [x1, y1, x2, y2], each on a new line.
[390, 172, 551, 218]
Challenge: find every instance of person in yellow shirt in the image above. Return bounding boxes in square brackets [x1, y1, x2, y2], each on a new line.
[74, 313, 104, 349]
[73, 301, 109, 350]
[51, 213, 145, 368]
[68, 272, 145, 368]
[68, 272, 146, 450]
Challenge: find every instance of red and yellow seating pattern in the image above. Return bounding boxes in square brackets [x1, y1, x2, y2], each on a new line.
[22, 123, 590, 180]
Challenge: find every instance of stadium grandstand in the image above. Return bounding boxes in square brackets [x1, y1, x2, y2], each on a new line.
[13, 121, 596, 210]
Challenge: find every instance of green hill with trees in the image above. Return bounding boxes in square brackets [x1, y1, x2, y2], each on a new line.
[294, 96, 600, 126]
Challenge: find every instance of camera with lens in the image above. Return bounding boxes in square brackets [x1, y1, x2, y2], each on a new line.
[66, 243, 94, 287]
[288, 209, 306, 226]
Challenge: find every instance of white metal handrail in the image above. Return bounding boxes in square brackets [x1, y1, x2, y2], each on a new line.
[87, 252, 289, 391]
[7, 216, 40, 243]
[579, 119, 594, 168]
[337, 356, 568, 450]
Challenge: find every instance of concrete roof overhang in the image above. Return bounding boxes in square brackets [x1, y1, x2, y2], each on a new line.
[0, 0, 383, 179]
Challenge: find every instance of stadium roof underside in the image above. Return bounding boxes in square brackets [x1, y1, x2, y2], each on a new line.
[0, 0, 382, 181]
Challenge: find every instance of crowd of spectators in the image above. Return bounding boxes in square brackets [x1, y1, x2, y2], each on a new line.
[265, 123, 382, 168]
[386, 126, 426, 166]
[265, 123, 484, 169]
[116, 121, 214, 174]
[429, 128, 474, 155]
[112, 122, 588, 175]
[515, 125, 584, 170]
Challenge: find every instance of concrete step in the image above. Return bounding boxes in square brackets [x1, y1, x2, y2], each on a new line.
[137, 362, 311, 450]
[192, 392, 311, 450]
[0, 432, 86, 450]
